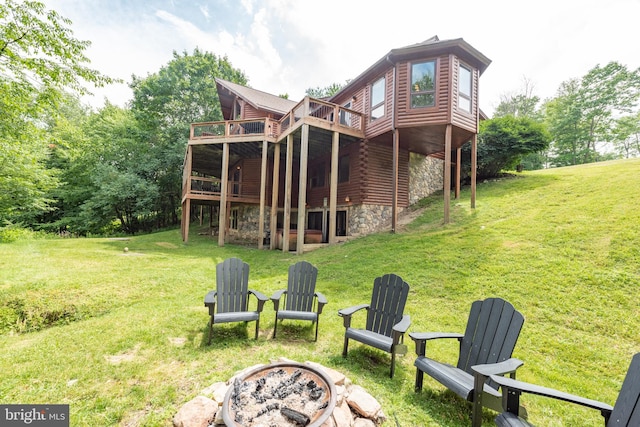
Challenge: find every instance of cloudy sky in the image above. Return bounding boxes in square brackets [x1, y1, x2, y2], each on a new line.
[47, 0, 640, 116]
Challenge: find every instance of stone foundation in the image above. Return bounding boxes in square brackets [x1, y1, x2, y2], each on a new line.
[173, 358, 386, 427]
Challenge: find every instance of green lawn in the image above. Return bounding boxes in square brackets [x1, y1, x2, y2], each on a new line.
[1, 158, 639, 426]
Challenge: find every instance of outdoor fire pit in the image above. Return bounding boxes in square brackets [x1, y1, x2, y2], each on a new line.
[221, 362, 337, 427]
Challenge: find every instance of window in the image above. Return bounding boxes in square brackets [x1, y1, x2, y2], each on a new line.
[230, 208, 239, 230]
[339, 101, 351, 126]
[338, 155, 350, 183]
[309, 163, 325, 188]
[410, 61, 436, 108]
[458, 64, 472, 113]
[370, 77, 385, 120]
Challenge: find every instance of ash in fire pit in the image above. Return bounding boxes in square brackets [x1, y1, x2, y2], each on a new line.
[222, 362, 336, 427]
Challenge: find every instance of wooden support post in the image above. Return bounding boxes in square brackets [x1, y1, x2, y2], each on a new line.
[270, 143, 281, 250]
[218, 142, 229, 246]
[455, 147, 461, 199]
[182, 145, 193, 242]
[258, 140, 268, 249]
[182, 199, 190, 243]
[329, 131, 339, 244]
[444, 125, 452, 224]
[296, 124, 309, 255]
[391, 129, 399, 233]
[471, 134, 477, 209]
[282, 134, 293, 252]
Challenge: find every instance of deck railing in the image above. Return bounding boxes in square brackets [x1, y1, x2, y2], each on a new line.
[191, 118, 279, 140]
[183, 176, 260, 201]
[190, 97, 363, 141]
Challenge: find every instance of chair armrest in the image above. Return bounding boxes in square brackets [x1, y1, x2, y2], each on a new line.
[338, 304, 369, 328]
[315, 291, 328, 315]
[408, 332, 464, 357]
[271, 289, 286, 311]
[204, 291, 217, 315]
[489, 374, 614, 416]
[204, 291, 217, 306]
[393, 315, 411, 334]
[249, 289, 268, 312]
[472, 358, 524, 377]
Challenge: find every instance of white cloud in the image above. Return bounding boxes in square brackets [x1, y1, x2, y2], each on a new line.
[46, 0, 640, 115]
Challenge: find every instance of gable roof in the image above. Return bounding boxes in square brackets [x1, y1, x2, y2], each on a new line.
[329, 36, 491, 103]
[215, 78, 297, 116]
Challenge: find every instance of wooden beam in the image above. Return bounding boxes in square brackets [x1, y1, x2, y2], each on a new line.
[471, 133, 477, 209]
[444, 125, 452, 224]
[391, 129, 399, 232]
[270, 142, 281, 250]
[455, 147, 461, 199]
[182, 199, 190, 243]
[258, 140, 268, 249]
[296, 124, 309, 255]
[182, 145, 193, 242]
[218, 142, 229, 246]
[282, 134, 293, 252]
[329, 130, 339, 244]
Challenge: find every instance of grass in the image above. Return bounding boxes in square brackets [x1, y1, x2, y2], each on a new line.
[1, 158, 639, 426]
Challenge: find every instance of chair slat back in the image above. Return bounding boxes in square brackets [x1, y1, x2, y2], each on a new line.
[608, 353, 640, 426]
[216, 257, 250, 313]
[285, 261, 318, 312]
[458, 298, 524, 377]
[366, 274, 409, 338]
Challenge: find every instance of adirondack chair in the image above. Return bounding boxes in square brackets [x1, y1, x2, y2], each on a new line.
[271, 261, 327, 341]
[204, 257, 268, 344]
[338, 274, 411, 378]
[409, 297, 525, 427]
[491, 352, 640, 426]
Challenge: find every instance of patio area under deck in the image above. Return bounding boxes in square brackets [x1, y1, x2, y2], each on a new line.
[181, 97, 365, 254]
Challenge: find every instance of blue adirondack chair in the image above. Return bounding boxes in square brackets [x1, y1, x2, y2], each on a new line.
[204, 257, 267, 344]
[271, 261, 327, 341]
[490, 352, 640, 426]
[338, 273, 411, 378]
[410, 297, 525, 427]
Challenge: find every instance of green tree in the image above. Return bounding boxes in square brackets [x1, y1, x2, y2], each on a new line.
[306, 82, 346, 98]
[0, 0, 115, 225]
[462, 116, 551, 179]
[494, 77, 541, 120]
[611, 113, 640, 158]
[76, 104, 153, 234]
[545, 62, 640, 166]
[543, 79, 590, 166]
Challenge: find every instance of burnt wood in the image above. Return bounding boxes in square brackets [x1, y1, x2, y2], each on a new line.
[271, 261, 327, 341]
[338, 274, 411, 378]
[492, 352, 640, 426]
[409, 297, 525, 427]
[204, 257, 267, 344]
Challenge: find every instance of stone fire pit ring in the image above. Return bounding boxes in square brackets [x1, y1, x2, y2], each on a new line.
[222, 361, 337, 427]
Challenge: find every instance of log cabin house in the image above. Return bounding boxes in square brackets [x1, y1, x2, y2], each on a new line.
[181, 36, 491, 253]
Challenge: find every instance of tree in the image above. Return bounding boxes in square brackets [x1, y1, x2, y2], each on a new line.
[543, 79, 590, 166]
[611, 113, 640, 158]
[306, 82, 346, 98]
[462, 116, 551, 179]
[544, 62, 640, 166]
[494, 77, 541, 119]
[0, 0, 115, 225]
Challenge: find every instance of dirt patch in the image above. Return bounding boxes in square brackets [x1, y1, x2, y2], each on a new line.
[156, 242, 178, 249]
[168, 337, 187, 347]
[104, 344, 140, 364]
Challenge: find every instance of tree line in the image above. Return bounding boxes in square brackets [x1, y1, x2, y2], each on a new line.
[1, 1, 639, 237]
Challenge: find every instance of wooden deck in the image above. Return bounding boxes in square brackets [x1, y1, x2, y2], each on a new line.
[189, 96, 364, 144]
